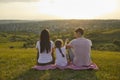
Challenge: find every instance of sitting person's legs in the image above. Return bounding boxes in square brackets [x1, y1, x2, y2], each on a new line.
[68, 48, 74, 63]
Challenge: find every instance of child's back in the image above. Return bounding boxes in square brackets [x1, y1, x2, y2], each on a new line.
[55, 46, 67, 66]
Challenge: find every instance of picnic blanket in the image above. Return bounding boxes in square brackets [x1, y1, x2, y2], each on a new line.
[32, 63, 98, 70]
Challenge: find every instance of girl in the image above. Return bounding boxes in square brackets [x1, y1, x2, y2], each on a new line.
[55, 39, 67, 67]
[36, 29, 55, 65]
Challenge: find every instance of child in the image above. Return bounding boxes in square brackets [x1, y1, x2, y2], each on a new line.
[55, 39, 68, 67]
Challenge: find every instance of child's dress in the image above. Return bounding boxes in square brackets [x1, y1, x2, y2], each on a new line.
[55, 47, 67, 66]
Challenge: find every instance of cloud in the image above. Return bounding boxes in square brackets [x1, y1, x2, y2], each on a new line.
[0, 0, 40, 2]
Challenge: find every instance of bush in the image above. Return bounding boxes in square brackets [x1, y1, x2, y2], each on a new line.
[22, 39, 35, 48]
[113, 40, 120, 47]
[9, 46, 14, 49]
[92, 43, 120, 51]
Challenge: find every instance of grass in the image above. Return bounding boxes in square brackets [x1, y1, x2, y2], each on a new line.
[0, 42, 24, 48]
[102, 29, 120, 34]
[0, 48, 120, 80]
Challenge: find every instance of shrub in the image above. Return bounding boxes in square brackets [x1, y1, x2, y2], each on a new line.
[113, 40, 120, 47]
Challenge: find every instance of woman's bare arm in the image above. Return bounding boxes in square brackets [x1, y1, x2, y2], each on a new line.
[36, 48, 39, 65]
[51, 48, 55, 64]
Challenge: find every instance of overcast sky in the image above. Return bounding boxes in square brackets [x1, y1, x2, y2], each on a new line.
[0, 0, 120, 20]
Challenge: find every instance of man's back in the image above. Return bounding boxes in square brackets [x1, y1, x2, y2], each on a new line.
[69, 37, 92, 66]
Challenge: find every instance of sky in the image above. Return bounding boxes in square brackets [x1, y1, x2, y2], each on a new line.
[0, 0, 120, 20]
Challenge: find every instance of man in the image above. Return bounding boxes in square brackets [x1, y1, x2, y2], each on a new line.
[67, 28, 92, 67]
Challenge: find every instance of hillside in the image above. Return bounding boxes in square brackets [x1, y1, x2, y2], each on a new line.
[0, 20, 120, 51]
[0, 20, 120, 33]
[0, 20, 120, 80]
[0, 20, 36, 24]
[0, 48, 120, 80]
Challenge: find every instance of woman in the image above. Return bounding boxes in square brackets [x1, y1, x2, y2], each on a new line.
[36, 29, 55, 65]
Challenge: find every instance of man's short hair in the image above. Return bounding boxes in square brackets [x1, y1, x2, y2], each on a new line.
[75, 28, 84, 35]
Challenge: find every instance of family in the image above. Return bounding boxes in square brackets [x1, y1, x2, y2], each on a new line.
[33, 28, 98, 70]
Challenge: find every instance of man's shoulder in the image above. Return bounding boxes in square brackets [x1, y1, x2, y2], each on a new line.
[71, 39, 77, 42]
[82, 38, 91, 41]
[81, 38, 92, 43]
[84, 38, 92, 46]
[86, 39, 92, 42]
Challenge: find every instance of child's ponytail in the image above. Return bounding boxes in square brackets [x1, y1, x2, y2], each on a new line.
[58, 48, 65, 57]
[55, 39, 65, 57]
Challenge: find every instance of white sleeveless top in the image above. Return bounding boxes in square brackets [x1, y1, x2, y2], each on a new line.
[55, 46, 67, 66]
[36, 41, 54, 63]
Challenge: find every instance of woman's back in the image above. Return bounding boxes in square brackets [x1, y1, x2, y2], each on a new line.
[36, 40, 54, 63]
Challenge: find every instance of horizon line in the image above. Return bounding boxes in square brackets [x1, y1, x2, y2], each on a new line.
[0, 19, 120, 21]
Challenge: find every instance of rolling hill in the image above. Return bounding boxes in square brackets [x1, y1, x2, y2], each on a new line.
[0, 20, 120, 51]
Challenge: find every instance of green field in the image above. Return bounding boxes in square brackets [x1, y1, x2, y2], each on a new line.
[0, 47, 120, 80]
[0, 20, 120, 80]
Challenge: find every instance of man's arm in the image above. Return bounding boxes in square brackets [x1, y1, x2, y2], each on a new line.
[66, 44, 72, 49]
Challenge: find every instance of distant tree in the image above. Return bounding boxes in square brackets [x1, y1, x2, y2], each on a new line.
[10, 35, 16, 42]
[23, 43, 27, 48]
[113, 40, 120, 47]
[9, 46, 14, 49]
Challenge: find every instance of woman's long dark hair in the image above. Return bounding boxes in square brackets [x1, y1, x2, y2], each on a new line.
[40, 29, 51, 53]
[55, 39, 65, 57]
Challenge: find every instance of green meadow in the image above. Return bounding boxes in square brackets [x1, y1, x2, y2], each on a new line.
[0, 43, 120, 80]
